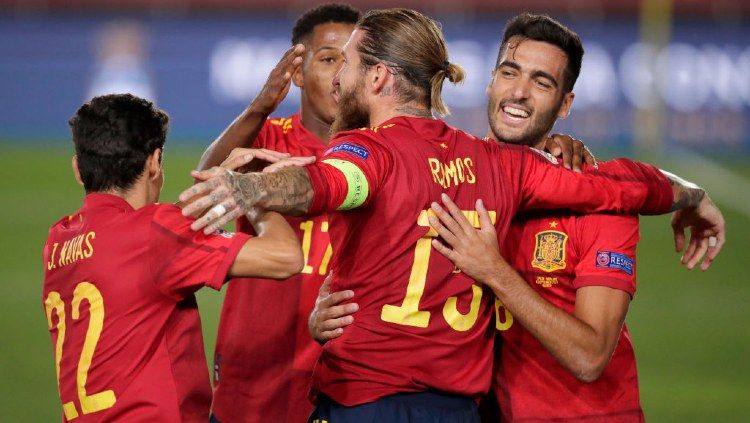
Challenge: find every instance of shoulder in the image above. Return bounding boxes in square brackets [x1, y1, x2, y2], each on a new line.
[145, 203, 191, 231]
[327, 127, 391, 159]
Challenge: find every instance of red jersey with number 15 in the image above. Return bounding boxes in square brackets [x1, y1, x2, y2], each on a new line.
[42, 194, 249, 422]
[212, 113, 331, 423]
[303, 116, 672, 406]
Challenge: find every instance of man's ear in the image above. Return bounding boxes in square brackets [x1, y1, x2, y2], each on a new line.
[71, 155, 84, 187]
[370, 63, 391, 96]
[147, 149, 162, 181]
[557, 91, 575, 119]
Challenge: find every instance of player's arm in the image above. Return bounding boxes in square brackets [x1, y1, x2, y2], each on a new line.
[197, 44, 305, 170]
[429, 197, 633, 382]
[228, 209, 305, 279]
[179, 137, 389, 234]
[507, 147, 725, 269]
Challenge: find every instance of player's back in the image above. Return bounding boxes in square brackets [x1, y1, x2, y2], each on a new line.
[314, 116, 519, 405]
[42, 194, 229, 422]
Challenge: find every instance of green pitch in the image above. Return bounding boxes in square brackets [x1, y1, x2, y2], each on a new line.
[1, 144, 747, 421]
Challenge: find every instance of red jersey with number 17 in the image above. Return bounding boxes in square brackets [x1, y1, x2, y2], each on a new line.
[304, 116, 672, 406]
[42, 194, 249, 422]
[212, 113, 331, 423]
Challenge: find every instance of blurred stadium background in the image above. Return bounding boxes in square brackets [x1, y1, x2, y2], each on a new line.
[1, 0, 748, 420]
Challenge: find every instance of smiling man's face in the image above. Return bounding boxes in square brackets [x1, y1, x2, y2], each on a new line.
[486, 36, 574, 147]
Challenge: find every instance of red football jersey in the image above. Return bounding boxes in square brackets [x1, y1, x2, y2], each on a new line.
[304, 116, 672, 406]
[212, 113, 331, 422]
[42, 194, 249, 422]
[495, 166, 644, 421]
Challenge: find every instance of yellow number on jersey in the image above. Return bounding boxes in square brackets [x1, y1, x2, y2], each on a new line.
[494, 298, 514, 331]
[299, 220, 334, 276]
[381, 208, 497, 331]
[45, 282, 116, 420]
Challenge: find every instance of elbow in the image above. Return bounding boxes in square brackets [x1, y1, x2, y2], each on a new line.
[271, 241, 304, 279]
[286, 245, 305, 276]
[570, 356, 608, 383]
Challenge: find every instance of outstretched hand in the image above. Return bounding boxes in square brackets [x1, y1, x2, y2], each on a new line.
[671, 194, 725, 271]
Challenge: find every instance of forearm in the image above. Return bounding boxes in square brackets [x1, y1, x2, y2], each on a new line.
[229, 210, 303, 278]
[486, 263, 612, 382]
[198, 105, 269, 171]
[234, 166, 314, 215]
[661, 169, 706, 211]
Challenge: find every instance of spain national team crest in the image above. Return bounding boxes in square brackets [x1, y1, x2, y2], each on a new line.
[531, 230, 568, 272]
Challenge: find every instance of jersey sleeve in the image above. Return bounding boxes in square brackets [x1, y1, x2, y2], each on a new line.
[504, 145, 673, 216]
[252, 118, 274, 149]
[148, 205, 251, 300]
[573, 214, 639, 296]
[305, 132, 393, 214]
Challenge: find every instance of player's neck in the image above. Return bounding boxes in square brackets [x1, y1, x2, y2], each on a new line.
[484, 129, 547, 150]
[370, 101, 432, 128]
[299, 108, 333, 144]
[103, 180, 152, 210]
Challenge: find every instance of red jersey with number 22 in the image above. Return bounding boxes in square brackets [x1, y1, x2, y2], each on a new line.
[212, 113, 331, 423]
[42, 194, 249, 422]
[304, 116, 672, 406]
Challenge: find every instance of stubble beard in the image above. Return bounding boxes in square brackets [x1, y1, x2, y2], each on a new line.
[487, 97, 562, 147]
[331, 78, 370, 135]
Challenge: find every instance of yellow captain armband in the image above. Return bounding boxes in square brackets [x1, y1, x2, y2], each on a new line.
[321, 159, 370, 210]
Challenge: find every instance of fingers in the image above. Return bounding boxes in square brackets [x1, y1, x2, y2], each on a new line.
[320, 289, 354, 309]
[432, 238, 458, 262]
[701, 231, 725, 271]
[179, 180, 225, 217]
[440, 193, 474, 234]
[221, 148, 291, 171]
[681, 232, 699, 266]
[547, 134, 574, 170]
[318, 273, 332, 297]
[202, 207, 243, 235]
[571, 140, 584, 172]
[545, 136, 562, 157]
[583, 145, 597, 167]
[316, 328, 345, 341]
[263, 156, 316, 173]
[685, 231, 709, 270]
[476, 199, 495, 231]
[187, 196, 236, 232]
[221, 153, 255, 171]
[428, 215, 459, 247]
[430, 202, 463, 244]
[672, 219, 686, 253]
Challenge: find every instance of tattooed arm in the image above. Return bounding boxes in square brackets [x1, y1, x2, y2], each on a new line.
[661, 169, 705, 211]
[179, 166, 314, 234]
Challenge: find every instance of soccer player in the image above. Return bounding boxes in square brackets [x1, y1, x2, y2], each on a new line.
[180, 8, 721, 422]
[426, 13, 723, 422]
[309, 13, 725, 422]
[42, 94, 303, 422]
[196, 4, 362, 422]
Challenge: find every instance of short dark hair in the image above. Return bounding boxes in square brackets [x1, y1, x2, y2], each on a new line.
[69, 94, 169, 193]
[496, 13, 584, 92]
[291, 3, 360, 45]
